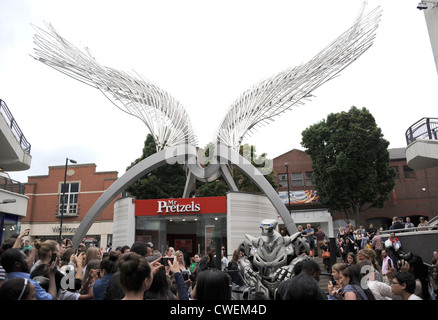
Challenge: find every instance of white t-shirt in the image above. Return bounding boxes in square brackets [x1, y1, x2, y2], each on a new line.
[367, 280, 393, 300]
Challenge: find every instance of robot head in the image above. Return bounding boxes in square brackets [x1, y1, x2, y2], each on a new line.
[260, 219, 278, 236]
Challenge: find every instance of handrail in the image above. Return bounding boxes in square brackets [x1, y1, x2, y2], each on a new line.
[0, 99, 31, 154]
[380, 225, 438, 234]
[428, 215, 438, 225]
[0, 176, 26, 195]
[405, 117, 438, 145]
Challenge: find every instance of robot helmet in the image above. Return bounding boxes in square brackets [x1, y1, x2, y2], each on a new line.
[260, 219, 278, 235]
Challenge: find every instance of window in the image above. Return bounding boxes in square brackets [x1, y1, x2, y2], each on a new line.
[278, 174, 288, 188]
[291, 172, 304, 187]
[59, 182, 79, 215]
[403, 165, 416, 179]
[305, 171, 314, 186]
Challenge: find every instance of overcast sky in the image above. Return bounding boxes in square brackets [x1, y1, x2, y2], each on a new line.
[1, 0, 437, 183]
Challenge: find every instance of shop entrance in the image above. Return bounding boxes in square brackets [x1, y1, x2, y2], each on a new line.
[136, 214, 227, 256]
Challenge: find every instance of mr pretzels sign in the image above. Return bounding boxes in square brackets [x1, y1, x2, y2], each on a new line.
[135, 196, 227, 216]
[157, 199, 201, 213]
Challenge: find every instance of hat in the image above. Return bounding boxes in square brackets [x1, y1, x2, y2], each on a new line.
[398, 217, 403, 220]
[147, 242, 154, 248]
[115, 246, 123, 251]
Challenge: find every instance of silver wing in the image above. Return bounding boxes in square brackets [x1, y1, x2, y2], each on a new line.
[214, 4, 382, 151]
[31, 22, 197, 151]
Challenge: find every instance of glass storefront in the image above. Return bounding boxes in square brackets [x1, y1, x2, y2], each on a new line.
[136, 213, 227, 255]
[0, 213, 21, 244]
[134, 197, 227, 255]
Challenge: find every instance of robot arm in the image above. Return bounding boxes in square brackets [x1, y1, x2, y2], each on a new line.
[238, 255, 259, 287]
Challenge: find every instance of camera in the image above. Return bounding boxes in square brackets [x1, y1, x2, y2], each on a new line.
[182, 270, 190, 281]
[400, 252, 413, 262]
[160, 257, 174, 266]
[396, 252, 413, 268]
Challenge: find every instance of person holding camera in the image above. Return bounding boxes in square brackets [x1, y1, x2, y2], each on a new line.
[198, 245, 218, 272]
[1, 248, 58, 300]
[93, 251, 118, 300]
[386, 252, 435, 300]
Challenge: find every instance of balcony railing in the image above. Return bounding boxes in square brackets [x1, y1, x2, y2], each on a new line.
[0, 99, 31, 154]
[56, 203, 79, 216]
[405, 117, 438, 145]
[0, 175, 25, 195]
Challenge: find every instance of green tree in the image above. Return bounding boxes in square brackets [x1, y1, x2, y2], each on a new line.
[301, 106, 396, 226]
[197, 144, 278, 197]
[125, 134, 187, 199]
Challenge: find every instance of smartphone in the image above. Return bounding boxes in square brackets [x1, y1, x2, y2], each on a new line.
[182, 270, 190, 281]
[50, 252, 57, 263]
[331, 280, 336, 286]
[388, 259, 392, 268]
[160, 257, 174, 265]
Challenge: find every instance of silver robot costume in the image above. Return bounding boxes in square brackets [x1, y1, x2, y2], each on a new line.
[238, 219, 310, 299]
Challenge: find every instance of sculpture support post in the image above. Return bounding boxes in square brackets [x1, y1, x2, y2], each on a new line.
[72, 146, 297, 247]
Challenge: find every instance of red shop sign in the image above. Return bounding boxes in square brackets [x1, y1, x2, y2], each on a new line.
[135, 196, 227, 216]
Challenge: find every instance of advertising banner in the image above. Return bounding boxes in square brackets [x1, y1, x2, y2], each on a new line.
[278, 190, 319, 205]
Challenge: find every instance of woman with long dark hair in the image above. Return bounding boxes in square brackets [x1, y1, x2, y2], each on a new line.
[338, 264, 375, 300]
[144, 265, 176, 300]
[401, 254, 435, 300]
[193, 268, 232, 300]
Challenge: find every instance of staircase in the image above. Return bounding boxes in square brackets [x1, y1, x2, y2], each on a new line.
[312, 256, 344, 295]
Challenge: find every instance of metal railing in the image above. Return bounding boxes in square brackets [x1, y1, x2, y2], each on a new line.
[56, 203, 79, 216]
[0, 175, 26, 195]
[0, 99, 31, 154]
[405, 117, 438, 145]
[379, 219, 438, 234]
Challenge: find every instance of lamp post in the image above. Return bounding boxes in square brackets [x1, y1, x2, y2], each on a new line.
[60, 158, 77, 242]
[285, 163, 291, 213]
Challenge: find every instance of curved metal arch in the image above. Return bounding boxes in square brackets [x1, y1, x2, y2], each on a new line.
[71, 146, 297, 247]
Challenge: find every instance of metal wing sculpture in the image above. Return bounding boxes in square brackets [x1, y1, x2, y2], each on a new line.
[32, 3, 382, 247]
[32, 3, 381, 154]
[32, 22, 198, 152]
[214, 4, 382, 151]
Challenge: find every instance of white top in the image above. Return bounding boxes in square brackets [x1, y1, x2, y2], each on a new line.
[367, 280, 393, 300]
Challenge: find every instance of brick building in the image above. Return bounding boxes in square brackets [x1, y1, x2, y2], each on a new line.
[22, 163, 119, 247]
[273, 148, 438, 231]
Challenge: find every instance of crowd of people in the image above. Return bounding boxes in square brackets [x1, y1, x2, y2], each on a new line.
[0, 218, 437, 301]
[0, 228, 241, 301]
[311, 217, 438, 301]
[280, 218, 437, 301]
